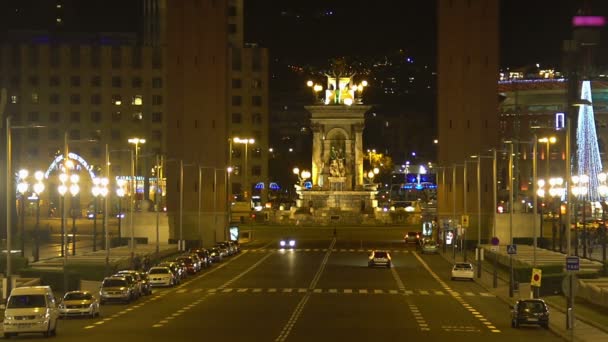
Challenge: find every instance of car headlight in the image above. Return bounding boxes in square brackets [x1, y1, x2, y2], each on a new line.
[4, 315, 14, 321]
[289, 240, 296, 247]
[280, 240, 286, 247]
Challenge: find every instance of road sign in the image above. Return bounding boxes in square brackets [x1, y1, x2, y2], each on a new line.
[566, 256, 580, 272]
[491, 237, 500, 246]
[562, 275, 579, 296]
[531, 268, 542, 287]
[461, 215, 469, 228]
[507, 244, 517, 255]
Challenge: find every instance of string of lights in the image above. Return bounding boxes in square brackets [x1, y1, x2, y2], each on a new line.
[576, 80, 603, 201]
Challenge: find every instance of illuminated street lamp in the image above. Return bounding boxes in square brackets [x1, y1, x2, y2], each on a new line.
[58, 173, 68, 257]
[32, 171, 45, 262]
[99, 178, 109, 250]
[571, 174, 589, 257]
[233, 137, 255, 200]
[598, 172, 608, 264]
[69, 174, 80, 256]
[91, 178, 102, 252]
[116, 179, 126, 241]
[16, 170, 29, 257]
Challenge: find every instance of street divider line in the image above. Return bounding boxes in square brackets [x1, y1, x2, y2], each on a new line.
[274, 238, 336, 342]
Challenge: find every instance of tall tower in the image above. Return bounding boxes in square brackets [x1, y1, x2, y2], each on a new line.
[165, 0, 229, 246]
[437, 0, 499, 240]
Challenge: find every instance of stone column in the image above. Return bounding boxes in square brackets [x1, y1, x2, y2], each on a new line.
[345, 139, 353, 190]
[354, 123, 364, 186]
[311, 123, 323, 186]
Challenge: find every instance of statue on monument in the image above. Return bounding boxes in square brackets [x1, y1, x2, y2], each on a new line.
[329, 146, 346, 177]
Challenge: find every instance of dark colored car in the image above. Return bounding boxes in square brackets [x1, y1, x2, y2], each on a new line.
[404, 232, 421, 244]
[511, 299, 549, 328]
[176, 256, 198, 274]
[191, 248, 212, 268]
[209, 247, 223, 263]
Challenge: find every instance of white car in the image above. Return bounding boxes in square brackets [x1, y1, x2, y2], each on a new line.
[58, 291, 100, 318]
[147, 267, 176, 287]
[451, 262, 474, 280]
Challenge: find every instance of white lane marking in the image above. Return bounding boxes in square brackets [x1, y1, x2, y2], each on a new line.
[390, 264, 406, 290]
[329, 289, 338, 293]
[411, 251, 501, 333]
[298, 288, 308, 293]
[313, 289, 322, 293]
[344, 289, 352, 294]
[359, 289, 368, 294]
[268, 288, 277, 293]
[275, 238, 336, 342]
[219, 251, 275, 289]
[237, 288, 248, 293]
[283, 288, 293, 293]
[253, 288, 262, 293]
[222, 288, 233, 293]
[176, 289, 187, 293]
[374, 289, 383, 294]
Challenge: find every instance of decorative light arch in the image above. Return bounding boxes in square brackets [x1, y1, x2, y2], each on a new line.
[44, 153, 97, 180]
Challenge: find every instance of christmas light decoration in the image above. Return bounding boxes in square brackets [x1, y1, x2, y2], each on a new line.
[576, 80, 603, 201]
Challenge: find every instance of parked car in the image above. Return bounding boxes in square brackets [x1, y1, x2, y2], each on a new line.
[114, 273, 141, 299]
[3, 286, 59, 338]
[148, 266, 176, 287]
[224, 240, 240, 253]
[188, 253, 204, 271]
[58, 291, 100, 318]
[117, 270, 149, 296]
[191, 248, 212, 268]
[176, 256, 199, 274]
[209, 247, 223, 263]
[99, 276, 134, 304]
[368, 250, 392, 268]
[215, 242, 233, 256]
[511, 299, 549, 328]
[214, 244, 230, 258]
[158, 261, 184, 283]
[451, 262, 474, 281]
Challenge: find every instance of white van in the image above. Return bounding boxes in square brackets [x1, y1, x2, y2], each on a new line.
[3, 286, 59, 338]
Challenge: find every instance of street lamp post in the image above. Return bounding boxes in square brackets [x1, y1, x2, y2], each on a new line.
[598, 173, 608, 265]
[32, 171, 45, 262]
[233, 138, 255, 200]
[16, 170, 29, 258]
[91, 178, 101, 252]
[538, 137, 557, 240]
[116, 179, 126, 242]
[69, 174, 80, 256]
[99, 178, 109, 251]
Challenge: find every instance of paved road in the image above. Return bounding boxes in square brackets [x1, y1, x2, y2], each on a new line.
[1, 228, 562, 341]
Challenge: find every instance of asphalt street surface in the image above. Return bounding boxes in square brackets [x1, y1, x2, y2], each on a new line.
[3, 228, 563, 341]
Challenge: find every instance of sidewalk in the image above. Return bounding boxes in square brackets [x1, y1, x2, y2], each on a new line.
[440, 249, 608, 342]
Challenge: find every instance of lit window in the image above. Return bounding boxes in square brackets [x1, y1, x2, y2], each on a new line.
[556, 112, 565, 130]
[132, 95, 143, 106]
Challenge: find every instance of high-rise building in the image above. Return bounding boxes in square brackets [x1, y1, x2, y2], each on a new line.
[227, 0, 269, 204]
[436, 0, 499, 240]
[0, 31, 166, 227]
[164, 0, 229, 246]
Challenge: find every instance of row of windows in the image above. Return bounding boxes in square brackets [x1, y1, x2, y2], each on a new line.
[230, 166, 263, 177]
[16, 75, 163, 88]
[3, 45, 162, 69]
[20, 146, 162, 162]
[14, 128, 162, 143]
[231, 78, 262, 89]
[230, 147, 263, 159]
[231, 113, 263, 125]
[11, 111, 163, 124]
[231, 95, 264, 106]
[10, 93, 163, 106]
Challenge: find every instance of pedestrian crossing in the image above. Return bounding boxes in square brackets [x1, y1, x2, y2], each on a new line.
[245, 248, 413, 253]
[172, 287, 496, 297]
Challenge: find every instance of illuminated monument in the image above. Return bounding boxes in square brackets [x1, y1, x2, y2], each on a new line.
[296, 63, 377, 224]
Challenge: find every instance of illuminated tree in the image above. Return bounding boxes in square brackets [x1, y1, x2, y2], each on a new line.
[576, 80, 602, 201]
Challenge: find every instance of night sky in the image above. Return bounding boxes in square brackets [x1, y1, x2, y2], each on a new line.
[2, 1, 608, 69]
[245, 0, 608, 69]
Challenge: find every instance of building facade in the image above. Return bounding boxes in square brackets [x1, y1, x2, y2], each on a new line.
[436, 0, 500, 241]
